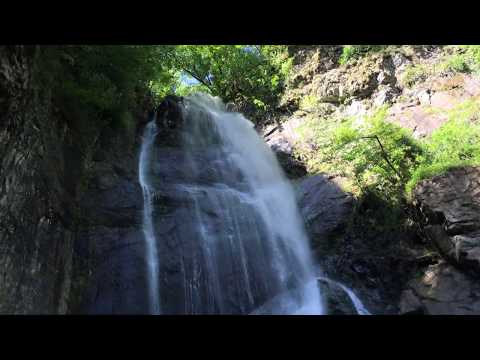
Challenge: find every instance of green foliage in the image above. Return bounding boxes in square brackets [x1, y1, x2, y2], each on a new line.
[43, 45, 175, 130]
[432, 45, 480, 75]
[425, 118, 480, 165]
[37, 44, 293, 137]
[299, 101, 476, 228]
[464, 45, 480, 69]
[406, 100, 480, 194]
[162, 45, 292, 113]
[330, 106, 423, 202]
[294, 106, 422, 230]
[313, 99, 480, 202]
[299, 94, 319, 110]
[339, 45, 388, 65]
[439, 53, 470, 73]
[294, 113, 352, 176]
[400, 64, 429, 88]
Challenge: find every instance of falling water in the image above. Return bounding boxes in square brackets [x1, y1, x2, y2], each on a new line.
[139, 119, 161, 314]
[318, 277, 371, 315]
[141, 93, 325, 314]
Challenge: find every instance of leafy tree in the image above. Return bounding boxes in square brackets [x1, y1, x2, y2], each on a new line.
[159, 45, 292, 113]
[38, 45, 293, 129]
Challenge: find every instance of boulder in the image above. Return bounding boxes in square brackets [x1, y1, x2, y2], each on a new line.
[155, 95, 185, 130]
[413, 166, 480, 276]
[318, 278, 358, 315]
[296, 174, 354, 245]
[399, 260, 480, 314]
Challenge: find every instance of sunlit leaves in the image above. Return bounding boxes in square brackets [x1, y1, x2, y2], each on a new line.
[156, 45, 292, 113]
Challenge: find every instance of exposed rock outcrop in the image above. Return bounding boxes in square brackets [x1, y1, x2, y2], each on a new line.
[296, 174, 354, 247]
[394, 166, 480, 315]
[399, 260, 480, 314]
[268, 45, 480, 315]
[413, 167, 480, 276]
[294, 173, 422, 314]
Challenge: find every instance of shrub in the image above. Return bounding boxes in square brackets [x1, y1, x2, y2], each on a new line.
[299, 95, 319, 110]
[330, 106, 423, 202]
[400, 64, 429, 88]
[436, 45, 480, 75]
[439, 54, 470, 73]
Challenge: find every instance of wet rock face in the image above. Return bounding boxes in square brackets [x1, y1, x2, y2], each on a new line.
[294, 173, 428, 315]
[413, 166, 480, 276]
[152, 95, 186, 147]
[73, 115, 149, 314]
[0, 46, 76, 314]
[274, 151, 307, 179]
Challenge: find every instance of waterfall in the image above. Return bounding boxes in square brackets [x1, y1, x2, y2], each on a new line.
[139, 119, 161, 314]
[140, 93, 325, 314]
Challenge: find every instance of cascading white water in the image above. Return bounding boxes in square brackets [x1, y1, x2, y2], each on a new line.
[139, 120, 161, 314]
[141, 93, 325, 314]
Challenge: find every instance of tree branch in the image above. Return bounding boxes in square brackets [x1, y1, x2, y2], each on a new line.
[359, 135, 402, 181]
[337, 134, 403, 183]
[263, 125, 280, 139]
[181, 68, 214, 91]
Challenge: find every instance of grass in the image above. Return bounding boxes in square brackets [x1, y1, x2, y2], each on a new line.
[405, 160, 477, 196]
[406, 98, 480, 195]
[406, 101, 480, 195]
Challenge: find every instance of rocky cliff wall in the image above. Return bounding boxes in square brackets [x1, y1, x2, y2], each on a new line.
[0, 46, 152, 314]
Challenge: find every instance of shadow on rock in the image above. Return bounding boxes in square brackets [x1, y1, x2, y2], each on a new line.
[295, 174, 428, 314]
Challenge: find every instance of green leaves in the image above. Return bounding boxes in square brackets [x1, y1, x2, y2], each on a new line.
[324, 99, 480, 199]
[156, 45, 292, 115]
[330, 107, 423, 201]
[406, 106, 480, 194]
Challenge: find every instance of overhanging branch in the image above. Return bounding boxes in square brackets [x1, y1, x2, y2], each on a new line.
[359, 135, 403, 181]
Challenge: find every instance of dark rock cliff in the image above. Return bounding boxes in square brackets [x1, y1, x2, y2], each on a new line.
[0, 46, 153, 314]
[399, 166, 480, 314]
[0, 46, 76, 313]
